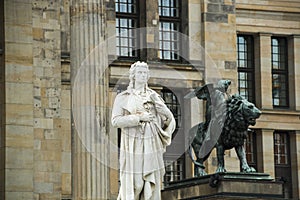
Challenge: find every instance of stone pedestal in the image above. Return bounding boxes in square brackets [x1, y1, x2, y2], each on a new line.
[162, 173, 284, 200]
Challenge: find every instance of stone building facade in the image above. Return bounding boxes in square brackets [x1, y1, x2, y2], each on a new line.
[0, 0, 300, 199]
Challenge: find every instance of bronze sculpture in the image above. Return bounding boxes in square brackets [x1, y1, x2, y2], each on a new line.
[186, 80, 261, 176]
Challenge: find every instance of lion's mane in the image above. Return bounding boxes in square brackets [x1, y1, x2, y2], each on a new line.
[221, 94, 249, 148]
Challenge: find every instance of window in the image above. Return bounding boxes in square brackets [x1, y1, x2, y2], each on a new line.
[115, 0, 139, 58]
[274, 131, 292, 198]
[272, 37, 289, 107]
[159, 0, 180, 61]
[164, 155, 184, 184]
[237, 35, 255, 103]
[244, 130, 257, 170]
[274, 132, 289, 165]
[115, 0, 186, 61]
[161, 88, 181, 132]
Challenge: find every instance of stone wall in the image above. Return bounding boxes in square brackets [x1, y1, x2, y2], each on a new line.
[3, 0, 72, 199]
[236, 0, 300, 34]
[32, 1, 64, 199]
[0, 1, 5, 199]
[3, 0, 112, 199]
[202, 0, 238, 91]
[4, 0, 34, 199]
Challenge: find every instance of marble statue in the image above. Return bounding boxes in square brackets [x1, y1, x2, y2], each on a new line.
[187, 80, 261, 176]
[111, 61, 176, 200]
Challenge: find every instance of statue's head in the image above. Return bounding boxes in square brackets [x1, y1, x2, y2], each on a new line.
[240, 98, 261, 126]
[228, 95, 262, 127]
[128, 61, 150, 89]
[216, 80, 231, 92]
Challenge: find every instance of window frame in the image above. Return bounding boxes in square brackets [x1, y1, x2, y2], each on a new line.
[158, 0, 182, 62]
[163, 155, 185, 184]
[244, 130, 257, 170]
[274, 131, 290, 166]
[115, 0, 143, 59]
[271, 37, 289, 108]
[114, 0, 188, 63]
[237, 34, 255, 103]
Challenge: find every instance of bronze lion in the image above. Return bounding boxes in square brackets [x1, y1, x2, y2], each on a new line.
[189, 93, 261, 176]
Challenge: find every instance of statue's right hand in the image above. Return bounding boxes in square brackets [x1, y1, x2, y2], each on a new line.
[139, 113, 155, 122]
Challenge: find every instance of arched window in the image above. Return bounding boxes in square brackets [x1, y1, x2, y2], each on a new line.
[160, 88, 184, 184]
[160, 88, 181, 133]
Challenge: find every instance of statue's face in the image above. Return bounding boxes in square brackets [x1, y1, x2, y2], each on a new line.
[134, 66, 149, 84]
[241, 100, 261, 126]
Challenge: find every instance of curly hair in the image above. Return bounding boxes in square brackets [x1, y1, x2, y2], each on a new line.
[222, 95, 250, 147]
[127, 61, 150, 91]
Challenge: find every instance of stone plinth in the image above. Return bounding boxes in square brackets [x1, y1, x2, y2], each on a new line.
[162, 172, 284, 200]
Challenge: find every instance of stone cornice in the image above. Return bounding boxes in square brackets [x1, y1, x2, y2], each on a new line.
[258, 32, 272, 37]
[255, 109, 300, 130]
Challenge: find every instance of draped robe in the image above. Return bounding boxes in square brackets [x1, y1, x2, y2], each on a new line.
[111, 88, 176, 200]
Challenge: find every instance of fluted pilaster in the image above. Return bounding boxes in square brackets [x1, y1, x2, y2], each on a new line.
[70, 0, 109, 199]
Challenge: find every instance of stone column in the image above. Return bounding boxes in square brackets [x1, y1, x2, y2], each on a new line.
[146, 0, 159, 61]
[257, 129, 275, 178]
[294, 36, 300, 111]
[70, 1, 110, 199]
[255, 33, 272, 109]
[288, 35, 300, 111]
[188, 0, 202, 62]
[0, 1, 4, 199]
[290, 131, 300, 199]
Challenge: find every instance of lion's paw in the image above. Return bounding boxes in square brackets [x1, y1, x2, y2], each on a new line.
[195, 167, 207, 176]
[242, 166, 256, 173]
[216, 166, 226, 173]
